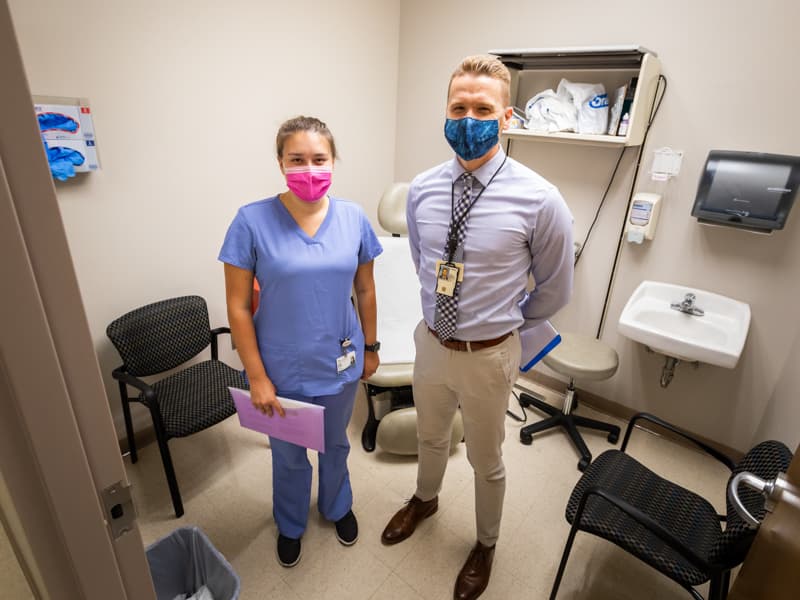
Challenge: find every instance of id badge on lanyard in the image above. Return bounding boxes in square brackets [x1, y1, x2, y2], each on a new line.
[336, 338, 356, 373]
[435, 259, 464, 297]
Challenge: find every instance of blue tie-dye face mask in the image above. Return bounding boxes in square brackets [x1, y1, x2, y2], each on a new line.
[444, 117, 499, 161]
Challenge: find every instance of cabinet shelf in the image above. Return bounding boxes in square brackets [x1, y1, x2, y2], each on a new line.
[502, 129, 630, 147]
[490, 45, 661, 148]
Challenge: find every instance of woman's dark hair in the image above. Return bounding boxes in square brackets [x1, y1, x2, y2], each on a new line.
[276, 115, 337, 159]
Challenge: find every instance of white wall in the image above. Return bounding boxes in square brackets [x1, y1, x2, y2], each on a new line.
[395, 0, 800, 451]
[9, 0, 401, 437]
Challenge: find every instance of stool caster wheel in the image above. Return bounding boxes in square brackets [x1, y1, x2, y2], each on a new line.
[578, 458, 590, 471]
[608, 431, 619, 444]
[520, 433, 533, 446]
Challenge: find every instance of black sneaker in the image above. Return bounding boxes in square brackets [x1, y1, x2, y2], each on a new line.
[276, 534, 302, 567]
[335, 510, 359, 546]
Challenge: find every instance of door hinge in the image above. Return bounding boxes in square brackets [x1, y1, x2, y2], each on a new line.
[100, 481, 137, 539]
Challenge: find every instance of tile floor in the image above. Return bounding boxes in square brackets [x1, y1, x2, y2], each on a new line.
[0, 520, 33, 600]
[125, 379, 734, 600]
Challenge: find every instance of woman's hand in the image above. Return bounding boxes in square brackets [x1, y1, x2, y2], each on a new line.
[362, 350, 380, 381]
[249, 377, 285, 417]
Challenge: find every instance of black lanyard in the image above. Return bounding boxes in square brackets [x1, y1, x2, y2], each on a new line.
[446, 155, 508, 261]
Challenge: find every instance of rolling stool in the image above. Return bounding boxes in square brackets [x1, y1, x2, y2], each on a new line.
[518, 333, 620, 471]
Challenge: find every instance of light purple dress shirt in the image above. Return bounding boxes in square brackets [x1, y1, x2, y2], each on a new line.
[406, 148, 574, 341]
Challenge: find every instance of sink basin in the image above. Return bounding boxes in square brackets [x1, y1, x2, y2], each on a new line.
[618, 280, 751, 368]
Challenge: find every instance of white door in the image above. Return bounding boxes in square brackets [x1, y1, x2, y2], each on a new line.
[0, 2, 156, 598]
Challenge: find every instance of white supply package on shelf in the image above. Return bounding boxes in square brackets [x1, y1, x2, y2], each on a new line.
[524, 89, 577, 133]
[557, 79, 609, 135]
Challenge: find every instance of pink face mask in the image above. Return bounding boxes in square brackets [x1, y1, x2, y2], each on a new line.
[284, 166, 332, 202]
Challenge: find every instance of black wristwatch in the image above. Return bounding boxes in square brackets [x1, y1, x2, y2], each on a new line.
[364, 341, 381, 352]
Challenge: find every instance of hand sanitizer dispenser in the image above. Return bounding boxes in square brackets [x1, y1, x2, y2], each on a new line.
[625, 192, 661, 243]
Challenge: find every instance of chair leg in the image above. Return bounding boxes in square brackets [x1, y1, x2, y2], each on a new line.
[519, 392, 560, 417]
[118, 381, 137, 463]
[708, 571, 730, 600]
[520, 414, 563, 439]
[720, 571, 731, 599]
[361, 384, 379, 453]
[150, 409, 183, 518]
[549, 517, 581, 599]
[564, 417, 593, 472]
[686, 586, 704, 600]
[518, 388, 620, 471]
[572, 414, 620, 443]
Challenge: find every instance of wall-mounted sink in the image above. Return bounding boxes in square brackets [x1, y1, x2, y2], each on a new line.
[618, 280, 751, 369]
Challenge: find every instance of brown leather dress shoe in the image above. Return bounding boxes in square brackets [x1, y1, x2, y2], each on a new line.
[380, 495, 438, 545]
[453, 541, 495, 600]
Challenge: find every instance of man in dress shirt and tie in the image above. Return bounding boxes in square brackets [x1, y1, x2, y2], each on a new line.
[381, 55, 575, 600]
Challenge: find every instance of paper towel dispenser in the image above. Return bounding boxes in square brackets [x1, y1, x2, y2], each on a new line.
[691, 150, 800, 232]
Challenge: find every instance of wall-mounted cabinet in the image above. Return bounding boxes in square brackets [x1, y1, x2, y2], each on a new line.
[490, 46, 661, 147]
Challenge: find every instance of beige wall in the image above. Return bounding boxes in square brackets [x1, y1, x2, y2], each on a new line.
[9, 0, 401, 437]
[9, 0, 799, 453]
[753, 329, 800, 447]
[395, 0, 800, 452]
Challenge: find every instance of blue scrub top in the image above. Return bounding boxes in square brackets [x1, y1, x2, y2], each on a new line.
[219, 195, 383, 397]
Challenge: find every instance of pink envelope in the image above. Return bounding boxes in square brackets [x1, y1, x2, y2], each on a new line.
[229, 387, 326, 453]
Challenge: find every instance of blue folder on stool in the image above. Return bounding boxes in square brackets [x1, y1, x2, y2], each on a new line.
[519, 320, 561, 372]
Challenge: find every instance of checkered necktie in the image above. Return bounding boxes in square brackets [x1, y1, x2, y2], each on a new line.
[434, 172, 476, 340]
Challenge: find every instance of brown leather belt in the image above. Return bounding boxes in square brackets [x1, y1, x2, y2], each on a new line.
[427, 326, 512, 352]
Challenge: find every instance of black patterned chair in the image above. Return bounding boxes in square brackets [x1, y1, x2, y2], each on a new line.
[107, 295, 247, 517]
[550, 412, 793, 600]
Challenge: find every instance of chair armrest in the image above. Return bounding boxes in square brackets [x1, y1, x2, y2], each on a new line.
[578, 485, 710, 572]
[111, 366, 156, 406]
[210, 327, 232, 361]
[621, 412, 735, 471]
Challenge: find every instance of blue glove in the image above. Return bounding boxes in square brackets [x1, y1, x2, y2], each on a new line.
[38, 112, 79, 133]
[43, 140, 85, 181]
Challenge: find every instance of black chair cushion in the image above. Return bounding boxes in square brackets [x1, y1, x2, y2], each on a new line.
[567, 450, 721, 587]
[711, 440, 793, 568]
[140, 360, 246, 438]
[107, 296, 213, 377]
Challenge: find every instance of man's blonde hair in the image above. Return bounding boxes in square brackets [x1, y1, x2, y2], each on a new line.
[448, 55, 511, 106]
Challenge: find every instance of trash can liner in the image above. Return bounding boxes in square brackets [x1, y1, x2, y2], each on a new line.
[172, 585, 215, 600]
[146, 526, 240, 600]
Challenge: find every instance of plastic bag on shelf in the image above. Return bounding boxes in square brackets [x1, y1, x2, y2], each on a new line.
[557, 79, 609, 135]
[524, 88, 577, 133]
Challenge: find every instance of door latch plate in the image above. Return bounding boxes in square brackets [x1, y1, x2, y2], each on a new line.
[100, 481, 136, 539]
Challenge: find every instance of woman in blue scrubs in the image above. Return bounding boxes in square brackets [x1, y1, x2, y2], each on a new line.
[219, 116, 383, 568]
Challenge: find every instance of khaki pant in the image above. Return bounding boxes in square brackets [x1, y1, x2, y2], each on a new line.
[412, 320, 521, 546]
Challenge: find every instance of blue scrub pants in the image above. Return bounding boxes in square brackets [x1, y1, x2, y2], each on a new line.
[270, 380, 359, 539]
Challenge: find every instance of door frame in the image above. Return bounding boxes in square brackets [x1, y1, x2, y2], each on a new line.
[0, 2, 155, 598]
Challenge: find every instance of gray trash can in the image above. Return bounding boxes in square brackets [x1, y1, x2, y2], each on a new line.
[146, 526, 240, 600]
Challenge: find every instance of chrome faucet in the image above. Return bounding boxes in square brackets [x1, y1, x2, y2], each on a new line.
[671, 293, 705, 316]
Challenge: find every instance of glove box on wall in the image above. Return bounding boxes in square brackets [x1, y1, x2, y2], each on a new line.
[33, 95, 100, 181]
